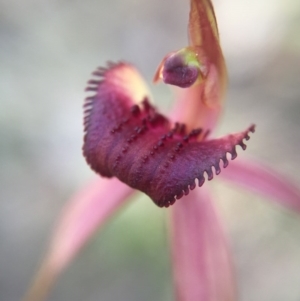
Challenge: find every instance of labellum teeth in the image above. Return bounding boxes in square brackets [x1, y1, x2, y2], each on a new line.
[83, 62, 255, 208]
[206, 169, 214, 181]
[214, 163, 221, 175]
[189, 181, 196, 190]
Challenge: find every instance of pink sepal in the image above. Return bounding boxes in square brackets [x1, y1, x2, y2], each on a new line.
[220, 158, 300, 213]
[23, 177, 134, 301]
[170, 188, 236, 301]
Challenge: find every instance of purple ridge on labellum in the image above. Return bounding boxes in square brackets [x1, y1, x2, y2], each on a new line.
[83, 62, 255, 208]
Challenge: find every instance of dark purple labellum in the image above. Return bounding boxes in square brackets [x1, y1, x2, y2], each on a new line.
[83, 62, 255, 208]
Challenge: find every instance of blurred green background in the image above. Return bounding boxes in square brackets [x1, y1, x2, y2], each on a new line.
[1, 0, 300, 300]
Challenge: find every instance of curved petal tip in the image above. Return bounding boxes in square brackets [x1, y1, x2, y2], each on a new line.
[22, 177, 134, 301]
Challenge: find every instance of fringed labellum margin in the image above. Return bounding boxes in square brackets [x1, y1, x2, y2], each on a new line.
[83, 62, 255, 208]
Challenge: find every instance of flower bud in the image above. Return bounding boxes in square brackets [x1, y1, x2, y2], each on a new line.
[156, 47, 207, 88]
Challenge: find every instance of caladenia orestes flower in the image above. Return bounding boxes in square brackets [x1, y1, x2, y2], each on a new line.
[23, 1, 300, 301]
[82, 0, 253, 208]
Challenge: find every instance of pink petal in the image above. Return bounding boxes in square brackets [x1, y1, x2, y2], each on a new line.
[23, 177, 134, 301]
[220, 159, 300, 212]
[171, 83, 223, 135]
[170, 188, 236, 301]
[189, 0, 219, 47]
[170, 0, 227, 132]
[189, 0, 226, 87]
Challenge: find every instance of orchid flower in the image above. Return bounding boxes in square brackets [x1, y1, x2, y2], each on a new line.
[23, 0, 300, 301]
